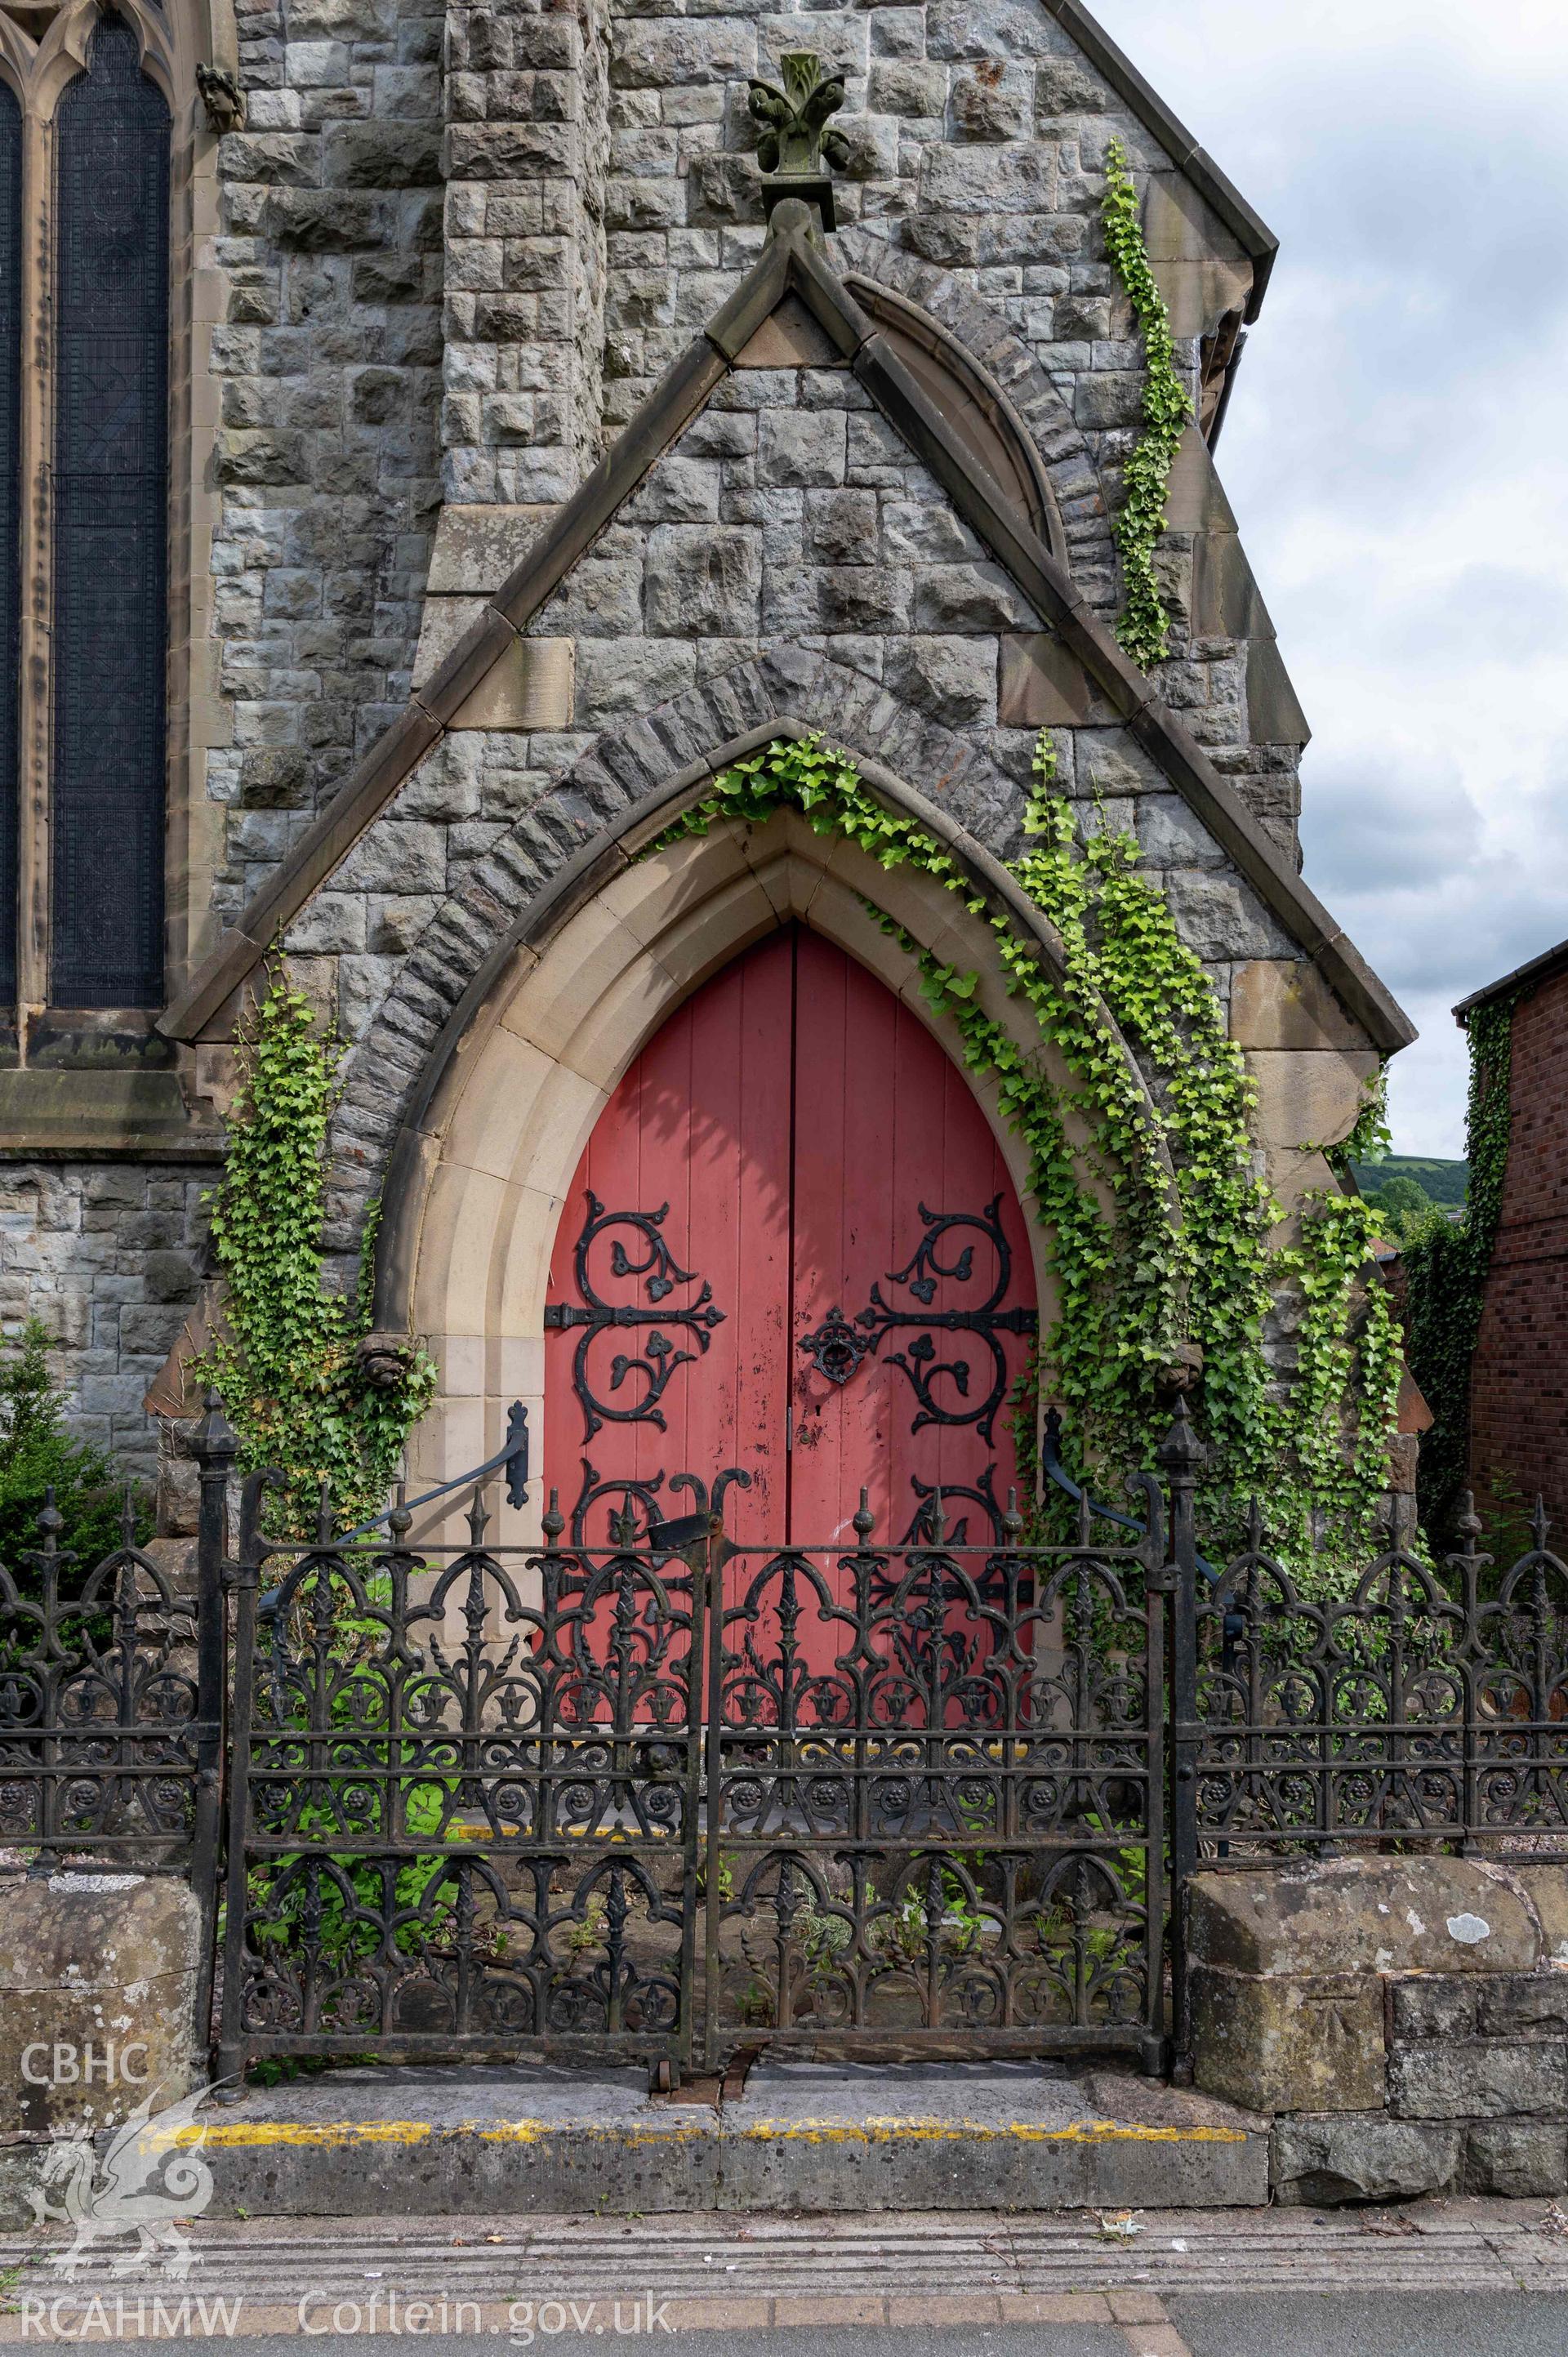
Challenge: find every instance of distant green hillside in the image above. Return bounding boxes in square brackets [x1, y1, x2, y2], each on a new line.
[1352, 1156, 1469, 1206]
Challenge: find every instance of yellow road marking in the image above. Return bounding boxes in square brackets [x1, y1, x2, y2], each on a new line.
[152, 2115, 1247, 2150]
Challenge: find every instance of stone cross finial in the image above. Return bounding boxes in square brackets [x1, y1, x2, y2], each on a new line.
[748, 52, 849, 176]
[746, 51, 849, 238]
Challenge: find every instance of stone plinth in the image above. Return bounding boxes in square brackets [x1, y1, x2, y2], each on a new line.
[0, 1872, 203, 2134]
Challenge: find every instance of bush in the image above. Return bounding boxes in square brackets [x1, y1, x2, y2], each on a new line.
[1363, 1173, 1433, 1237]
[0, 1319, 149, 1578]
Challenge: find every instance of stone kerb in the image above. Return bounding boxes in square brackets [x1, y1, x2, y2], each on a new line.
[0, 1872, 203, 2135]
[1188, 1856, 1568, 2203]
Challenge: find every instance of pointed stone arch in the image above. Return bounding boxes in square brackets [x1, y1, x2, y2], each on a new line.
[342, 676, 1174, 1540]
[328, 645, 1172, 1265]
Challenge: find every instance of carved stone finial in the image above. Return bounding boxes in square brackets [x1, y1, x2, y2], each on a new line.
[746, 51, 849, 238]
[197, 63, 246, 135]
[749, 51, 849, 176]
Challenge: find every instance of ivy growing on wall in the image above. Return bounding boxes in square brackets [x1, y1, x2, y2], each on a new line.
[655, 733, 1401, 1561]
[201, 966, 437, 1535]
[1399, 994, 1517, 1544]
[1100, 138, 1192, 672]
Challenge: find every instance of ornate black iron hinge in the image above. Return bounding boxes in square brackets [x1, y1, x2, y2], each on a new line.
[899, 1465, 1012, 1546]
[544, 1192, 726, 1441]
[797, 1197, 1037, 1446]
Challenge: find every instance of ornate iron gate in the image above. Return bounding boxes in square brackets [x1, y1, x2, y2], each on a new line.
[12, 1400, 1568, 2086]
[216, 1474, 1170, 2082]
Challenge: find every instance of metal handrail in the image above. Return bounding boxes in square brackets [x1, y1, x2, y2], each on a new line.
[337, 1401, 531, 1539]
[1040, 1406, 1224, 1591]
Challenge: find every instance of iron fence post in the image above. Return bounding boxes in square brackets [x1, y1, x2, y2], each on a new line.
[215, 1469, 273, 2096]
[1159, 1401, 1203, 2087]
[31, 1498, 64, 1875]
[1455, 1494, 1484, 1854]
[1134, 1471, 1169, 2079]
[700, 1509, 725, 2076]
[189, 1392, 238, 2073]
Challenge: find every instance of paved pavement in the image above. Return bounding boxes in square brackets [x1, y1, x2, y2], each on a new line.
[6, 2200, 1568, 2349]
[20, 2301, 1568, 2356]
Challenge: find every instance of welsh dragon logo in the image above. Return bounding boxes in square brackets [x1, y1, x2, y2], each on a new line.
[26, 2082, 218, 2279]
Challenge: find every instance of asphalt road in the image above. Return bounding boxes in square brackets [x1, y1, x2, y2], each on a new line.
[1169, 2292, 1568, 2356]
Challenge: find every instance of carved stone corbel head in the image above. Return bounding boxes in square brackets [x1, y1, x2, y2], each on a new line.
[196, 61, 245, 133]
[355, 1329, 415, 1392]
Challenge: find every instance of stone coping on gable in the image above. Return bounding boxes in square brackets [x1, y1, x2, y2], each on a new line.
[158, 225, 1409, 1059]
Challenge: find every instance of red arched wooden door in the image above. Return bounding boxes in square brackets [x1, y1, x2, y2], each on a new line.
[543, 927, 1037, 1547]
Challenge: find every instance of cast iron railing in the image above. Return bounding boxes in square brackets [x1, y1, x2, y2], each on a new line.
[6, 1396, 1568, 2084]
[1188, 1503, 1568, 1860]
[0, 1401, 232, 2043]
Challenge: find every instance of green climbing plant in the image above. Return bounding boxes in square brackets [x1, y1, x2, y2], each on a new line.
[201, 965, 437, 1536]
[1008, 738, 1275, 1498]
[1100, 136, 1192, 671]
[1399, 994, 1517, 1545]
[654, 733, 1401, 1565]
[1286, 1189, 1403, 1551]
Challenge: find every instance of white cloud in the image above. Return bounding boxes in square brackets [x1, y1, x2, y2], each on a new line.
[1102, 0, 1568, 1152]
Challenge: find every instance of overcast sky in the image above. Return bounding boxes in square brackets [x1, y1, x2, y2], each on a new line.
[1100, 0, 1568, 1157]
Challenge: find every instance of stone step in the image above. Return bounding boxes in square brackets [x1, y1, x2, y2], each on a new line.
[0, 2061, 1268, 2225]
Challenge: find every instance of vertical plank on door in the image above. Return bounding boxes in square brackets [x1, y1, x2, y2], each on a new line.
[786, 929, 1036, 1552]
[789, 930, 898, 1546]
[542, 930, 795, 1543]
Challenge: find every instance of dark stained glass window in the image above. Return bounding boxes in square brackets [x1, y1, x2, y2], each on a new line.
[51, 18, 169, 1008]
[0, 84, 20, 1004]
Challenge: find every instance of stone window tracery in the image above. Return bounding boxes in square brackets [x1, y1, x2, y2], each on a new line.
[0, 80, 20, 1012]
[0, 0, 212, 1035]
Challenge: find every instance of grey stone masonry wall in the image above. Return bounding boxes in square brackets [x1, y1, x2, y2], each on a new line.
[231, 161, 1377, 1294]
[0, 1167, 216, 1474]
[206, 0, 446, 929]
[441, 0, 611, 505]
[1189, 1857, 1568, 2204]
[591, 4, 1306, 870]
[280, 357, 1300, 1105]
[599, 3, 1250, 550]
[201, 0, 1304, 926]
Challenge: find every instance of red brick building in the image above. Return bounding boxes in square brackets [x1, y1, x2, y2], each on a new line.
[1459, 940, 1568, 1526]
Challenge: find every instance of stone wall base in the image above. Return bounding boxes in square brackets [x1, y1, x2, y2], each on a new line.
[1189, 1856, 1568, 2203]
